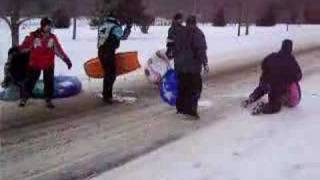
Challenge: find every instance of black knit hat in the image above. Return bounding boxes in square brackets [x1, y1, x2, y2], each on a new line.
[186, 15, 197, 26]
[173, 13, 183, 21]
[40, 17, 52, 27]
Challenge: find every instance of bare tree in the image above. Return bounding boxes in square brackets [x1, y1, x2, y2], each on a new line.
[0, 0, 56, 46]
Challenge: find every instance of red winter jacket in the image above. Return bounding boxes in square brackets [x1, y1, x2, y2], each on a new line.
[20, 29, 69, 70]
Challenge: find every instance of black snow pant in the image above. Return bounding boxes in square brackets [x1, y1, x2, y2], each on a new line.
[249, 82, 288, 114]
[176, 72, 202, 116]
[100, 50, 117, 100]
[21, 66, 54, 101]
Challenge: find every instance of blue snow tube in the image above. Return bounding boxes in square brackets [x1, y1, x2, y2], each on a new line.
[0, 85, 21, 101]
[0, 76, 82, 101]
[33, 75, 82, 99]
[53, 75, 82, 98]
[160, 69, 178, 106]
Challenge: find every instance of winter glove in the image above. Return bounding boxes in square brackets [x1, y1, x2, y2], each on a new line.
[251, 102, 266, 115]
[166, 49, 174, 59]
[65, 58, 72, 70]
[241, 96, 255, 108]
[203, 64, 210, 74]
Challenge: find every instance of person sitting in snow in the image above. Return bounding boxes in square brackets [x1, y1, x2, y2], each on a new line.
[242, 39, 302, 115]
[97, 12, 123, 104]
[19, 17, 72, 108]
[173, 15, 209, 119]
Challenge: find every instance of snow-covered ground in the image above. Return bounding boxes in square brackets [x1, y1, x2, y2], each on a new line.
[93, 60, 320, 180]
[1, 19, 320, 84]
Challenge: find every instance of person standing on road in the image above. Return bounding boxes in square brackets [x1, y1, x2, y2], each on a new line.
[19, 17, 72, 108]
[97, 12, 124, 104]
[173, 15, 209, 119]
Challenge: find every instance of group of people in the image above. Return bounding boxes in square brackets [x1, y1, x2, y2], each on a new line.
[166, 13, 302, 119]
[2, 14, 123, 109]
[1, 13, 302, 118]
[5, 17, 73, 108]
[166, 13, 209, 119]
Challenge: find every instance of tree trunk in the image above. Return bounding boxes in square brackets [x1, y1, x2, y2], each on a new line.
[10, 14, 20, 46]
[237, 20, 241, 37]
[245, 14, 249, 35]
[237, 10, 242, 36]
[244, 3, 249, 36]
[11, 25, 20, 46]
[72, 17, 77, 40]
[237, 1, 243, 37]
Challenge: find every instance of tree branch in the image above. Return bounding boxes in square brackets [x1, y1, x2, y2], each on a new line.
[0, 15, 11, 27]
[17, 17, 34, 26]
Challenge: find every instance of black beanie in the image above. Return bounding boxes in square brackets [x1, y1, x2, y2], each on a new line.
[173, 13, 183, 21]
[40, 17, 52, 27]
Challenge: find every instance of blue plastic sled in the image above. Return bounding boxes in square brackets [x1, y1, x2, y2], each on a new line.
[160, 69, 178, 106]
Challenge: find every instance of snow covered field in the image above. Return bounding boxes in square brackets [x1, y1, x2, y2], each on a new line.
[1, 19, 320, 84]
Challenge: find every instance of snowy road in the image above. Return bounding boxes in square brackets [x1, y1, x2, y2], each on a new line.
[1, 49, 320, 180]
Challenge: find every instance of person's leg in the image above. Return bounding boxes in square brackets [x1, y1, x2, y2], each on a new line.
[20, 68, 41, 107]
[182, 73, 195, 116]
[101, 50, 116, 103]
[252, 87, 282, 115]
[190, 73, 202, 118]
[43, 67, 55, 108]
[282, 82, 301, 108]
[176, 72, 186, 113]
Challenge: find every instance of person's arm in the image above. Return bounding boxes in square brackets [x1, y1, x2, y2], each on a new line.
[193, 30, 208, 67]
[53, 35, 72, 69]
[19, 35, 33, 53]
[292, 57, 302, 82]
[109, 26, 123, 50]
[166, 26, 175, 59]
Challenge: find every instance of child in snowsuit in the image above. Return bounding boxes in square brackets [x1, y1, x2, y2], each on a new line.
[243, 39, 302, 115]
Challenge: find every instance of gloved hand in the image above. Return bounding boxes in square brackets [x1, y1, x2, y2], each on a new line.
[251, 102, 266, 115]
[203, 64, 209, 74]
[165, 50, 174, 59]
[65, 58, 72, 70]
[241, 96, 255, 108]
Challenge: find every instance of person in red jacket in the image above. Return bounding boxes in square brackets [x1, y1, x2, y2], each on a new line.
[19, 17, 72, 108]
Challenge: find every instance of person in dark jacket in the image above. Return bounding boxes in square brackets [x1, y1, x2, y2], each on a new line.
[19, 17, 72, 108]
[166, 13, 184, 59]
[173, 15, 209, 119]
[97, 13, 123, 104]
[242, 39, 302, 115]
[1, 47, 29, 89]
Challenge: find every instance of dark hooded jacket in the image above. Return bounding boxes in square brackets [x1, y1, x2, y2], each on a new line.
[260, 40, 302, 87]
[173, 26, 208, 74]
[1, 47, 29, 87]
